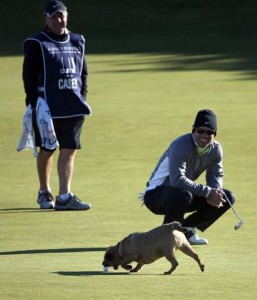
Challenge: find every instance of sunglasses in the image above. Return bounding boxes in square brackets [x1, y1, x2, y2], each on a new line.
[196, 128, 215, 136]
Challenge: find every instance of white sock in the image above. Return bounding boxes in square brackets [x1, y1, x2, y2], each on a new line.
[39, 189, 51, 194]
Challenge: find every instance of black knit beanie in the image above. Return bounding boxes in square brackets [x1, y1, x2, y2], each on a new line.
[192, 109, 217, 133]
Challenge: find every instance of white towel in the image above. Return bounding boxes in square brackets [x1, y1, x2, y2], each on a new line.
[36, 97, 59, 150]
[17, 104, 38, 156]
[17, 97, 59, 156]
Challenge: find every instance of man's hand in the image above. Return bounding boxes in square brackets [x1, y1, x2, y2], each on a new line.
[207, 188, 226, 208]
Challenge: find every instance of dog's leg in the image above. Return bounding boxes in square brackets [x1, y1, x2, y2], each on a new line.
[164, 254, 179, 275]
[130, 263, 143, 273]
[121, 256, 134, 271]
[179, 243, 205, 272]
[121, 264, 133, 270]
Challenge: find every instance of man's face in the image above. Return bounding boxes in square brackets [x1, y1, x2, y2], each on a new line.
[45, 11, 68, 35]
[193, 126, 215, 148]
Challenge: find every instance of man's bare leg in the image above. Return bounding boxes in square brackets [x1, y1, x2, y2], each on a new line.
[57, 148, 77, 195]
[55, 148, 91, 210]
[36, 149, 55, 208]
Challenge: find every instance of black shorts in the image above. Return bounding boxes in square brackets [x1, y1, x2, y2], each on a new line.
[33, 115, 85, 150]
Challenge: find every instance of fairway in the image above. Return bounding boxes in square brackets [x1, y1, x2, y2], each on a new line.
[0, 52, 257, 299]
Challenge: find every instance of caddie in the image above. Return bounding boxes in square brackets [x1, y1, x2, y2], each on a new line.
[22, 0, 92, 210]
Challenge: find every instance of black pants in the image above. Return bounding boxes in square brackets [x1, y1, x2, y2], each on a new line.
[144, 186, 235, 232]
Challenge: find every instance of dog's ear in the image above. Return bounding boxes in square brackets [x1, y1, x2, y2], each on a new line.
[173, 221, 182, 230]
[172, 221, 188, 233]
[105, 252, 114, 261]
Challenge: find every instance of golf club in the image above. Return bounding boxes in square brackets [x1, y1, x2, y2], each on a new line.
[222, 191, 244, 230]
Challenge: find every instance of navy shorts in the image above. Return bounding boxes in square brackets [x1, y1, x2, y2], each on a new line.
[33, 115, 85, 150]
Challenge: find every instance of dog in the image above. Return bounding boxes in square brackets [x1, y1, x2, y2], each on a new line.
[102, 221, 205, 274]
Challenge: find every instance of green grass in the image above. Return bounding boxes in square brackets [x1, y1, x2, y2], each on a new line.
[0, 53, 257, 299]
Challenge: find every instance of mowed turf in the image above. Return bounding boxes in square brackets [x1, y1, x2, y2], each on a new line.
[0, 53, 256, 300]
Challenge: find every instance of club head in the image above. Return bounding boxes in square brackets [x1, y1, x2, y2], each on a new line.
[234, 220, 244, 230]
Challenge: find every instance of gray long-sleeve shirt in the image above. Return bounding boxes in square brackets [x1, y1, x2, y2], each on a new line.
[145, 133, 224, 197]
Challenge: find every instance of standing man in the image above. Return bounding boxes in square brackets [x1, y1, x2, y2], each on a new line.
[22, 0, 92, 210]
[140, 109, 235, 244]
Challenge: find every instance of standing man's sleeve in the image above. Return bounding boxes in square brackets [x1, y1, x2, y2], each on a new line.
[81, 58, 88, 98]
[22, 41, 42, 108]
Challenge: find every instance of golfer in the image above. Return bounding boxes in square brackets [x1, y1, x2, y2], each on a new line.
[140, 109, 235, 245]
[22, 0, 92, 210]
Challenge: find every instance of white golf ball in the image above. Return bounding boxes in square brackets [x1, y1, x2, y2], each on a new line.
[103, 266, 109, 272]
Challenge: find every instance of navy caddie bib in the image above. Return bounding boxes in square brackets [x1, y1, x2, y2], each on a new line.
[25, 32, 92, 118]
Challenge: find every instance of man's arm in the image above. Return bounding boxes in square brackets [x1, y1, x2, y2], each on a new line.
[206, 145, 224, 189]
[205, 144, 225, 207]
[168, 137, 225, 206]
[168, 139, 211, 197]
[81, 57, 88, 97]
[22, 40, 42, 107]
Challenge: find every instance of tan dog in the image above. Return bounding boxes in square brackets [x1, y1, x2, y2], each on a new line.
[102, 222, 205, 274]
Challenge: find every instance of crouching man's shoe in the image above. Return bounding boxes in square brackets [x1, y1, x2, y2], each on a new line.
[185, 227, 208, 245]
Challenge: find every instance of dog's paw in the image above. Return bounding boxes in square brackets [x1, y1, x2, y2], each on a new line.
[200, 264, 205, 272]
[164, 271, 172, 275]
[130, 268, 138, 273]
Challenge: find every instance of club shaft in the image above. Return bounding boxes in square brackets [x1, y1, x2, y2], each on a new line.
[223, 191, 243, 222]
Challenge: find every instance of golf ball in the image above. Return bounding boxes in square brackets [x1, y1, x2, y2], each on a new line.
[103, 266, 109, 272]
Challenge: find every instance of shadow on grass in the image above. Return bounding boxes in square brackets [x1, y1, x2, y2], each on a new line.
[55, 271, 128, 276]
[0, 247, 106, 256]
[0, 208, 51, 213]
[55, 270, 189, 276]
[0, 208, 88, 213]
